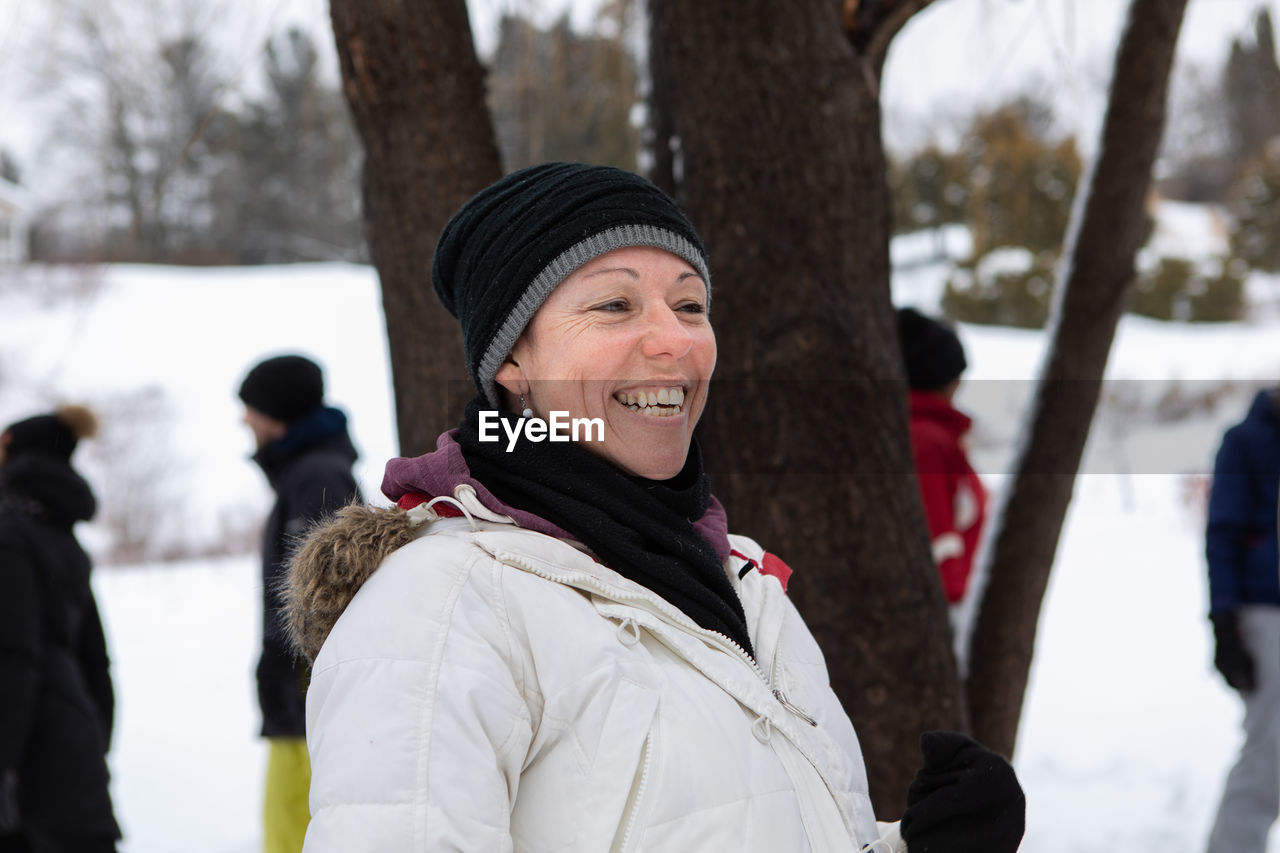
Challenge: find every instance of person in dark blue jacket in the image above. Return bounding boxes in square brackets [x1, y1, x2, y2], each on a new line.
[0, 405, 120, 853]
[1204, 388, 1280, 853]
[238, 354, 360, 853]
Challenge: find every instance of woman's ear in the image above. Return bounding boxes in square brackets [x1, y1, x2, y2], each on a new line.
[494, 353, 527, 402]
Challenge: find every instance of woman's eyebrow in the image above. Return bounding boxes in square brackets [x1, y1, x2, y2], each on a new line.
[582, 266, 639, 279]
[580, 267, 703, 283]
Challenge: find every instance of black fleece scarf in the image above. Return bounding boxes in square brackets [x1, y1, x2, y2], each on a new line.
[457, 398, 754, 659]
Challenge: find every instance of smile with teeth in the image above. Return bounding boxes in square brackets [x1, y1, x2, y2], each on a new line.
[614, 387, 686, 417]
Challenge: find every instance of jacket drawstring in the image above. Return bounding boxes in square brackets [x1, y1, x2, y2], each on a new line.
[616, 617, 642, 647]
[751, 713, 772, 744]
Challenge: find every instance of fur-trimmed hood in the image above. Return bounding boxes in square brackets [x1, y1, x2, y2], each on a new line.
[284, 504, 420, 662]
[284, 427, 558, 664]
[287, 430, 733, 663]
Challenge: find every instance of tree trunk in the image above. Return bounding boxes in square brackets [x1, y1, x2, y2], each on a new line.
[966, 0, 1189, 757]
[649, 0, 959, 813]
[330, 0, 502, 455]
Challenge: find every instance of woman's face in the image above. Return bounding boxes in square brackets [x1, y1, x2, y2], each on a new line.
[495, 245, 716, 480]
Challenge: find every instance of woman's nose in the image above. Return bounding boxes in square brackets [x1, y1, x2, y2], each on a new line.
[641, 306, 694, 359]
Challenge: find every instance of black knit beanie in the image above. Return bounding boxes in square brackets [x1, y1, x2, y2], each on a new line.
[238, 355, 325, 424]
[897, 307, 967, 391]
[432, 162, 711, 407]
[3, 404, 98, 462]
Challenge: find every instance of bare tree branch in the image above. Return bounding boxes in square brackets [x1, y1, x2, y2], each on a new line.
[843, 0, 941, 74]
[966, 0, 1190, 758]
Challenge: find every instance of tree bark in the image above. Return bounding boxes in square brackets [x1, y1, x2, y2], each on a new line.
[330, 0, 502, 455]
[649, 0, 959, 813]
[966, 0, 1189, 757]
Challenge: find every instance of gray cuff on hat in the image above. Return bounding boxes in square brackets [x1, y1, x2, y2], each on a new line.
[477, 223, 712, 408]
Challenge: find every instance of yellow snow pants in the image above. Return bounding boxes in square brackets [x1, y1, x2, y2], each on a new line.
[263, 737, 311, 853]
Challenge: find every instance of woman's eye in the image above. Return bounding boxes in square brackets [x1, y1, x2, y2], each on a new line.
[595, 300, 629, 313]
[677, 301, 706, 315]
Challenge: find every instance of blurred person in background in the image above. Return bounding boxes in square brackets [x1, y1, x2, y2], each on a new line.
[0, 405, 120, 853]
[238, 355, 360, 853]
[896, 307, 987, 615]
[1203, 388, 1280, 853]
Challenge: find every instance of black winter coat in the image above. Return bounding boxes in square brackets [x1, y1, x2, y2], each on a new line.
[0, 452, 119, 841]
[252, 406, 360, 738]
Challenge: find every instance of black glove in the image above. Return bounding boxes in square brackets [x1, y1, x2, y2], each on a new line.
[1210, 610, 1256, 692]
[0, 769, 18, 833]
[900, 731, 1025, 853]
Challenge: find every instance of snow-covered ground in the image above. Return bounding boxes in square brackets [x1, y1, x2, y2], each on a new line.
[1013, 473, 1239, 851]
[3, 207, 1280, 850]
[99, 556, 263, 853]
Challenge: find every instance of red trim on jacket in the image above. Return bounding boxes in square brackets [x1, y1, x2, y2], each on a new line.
[731, 548, 793, 592]
[397, 491, 464, 518]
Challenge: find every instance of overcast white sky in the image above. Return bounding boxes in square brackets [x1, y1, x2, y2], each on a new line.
[0, 0, 1276, 198]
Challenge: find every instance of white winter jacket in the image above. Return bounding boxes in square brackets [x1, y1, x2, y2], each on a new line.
[295, 496, 906, 852]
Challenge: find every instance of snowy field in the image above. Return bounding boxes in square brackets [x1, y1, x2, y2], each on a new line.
[3, 208, 1280, 851]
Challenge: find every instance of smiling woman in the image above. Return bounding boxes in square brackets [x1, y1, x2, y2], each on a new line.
[280, 162, 1023, 853]
[495, 244, 715, 479]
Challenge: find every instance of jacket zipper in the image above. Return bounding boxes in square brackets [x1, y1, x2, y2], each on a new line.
[490, 545, 867, 845]
[765, 632, 818, 727]
[493, 548, 817, 726]
[615, 727, 655, 853]
[773, 689, 818, 727]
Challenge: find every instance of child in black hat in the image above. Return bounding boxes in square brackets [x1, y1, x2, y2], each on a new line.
[897, 307, 988, 613]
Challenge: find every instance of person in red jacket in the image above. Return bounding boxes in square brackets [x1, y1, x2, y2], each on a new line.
[897, 307, 987, 606]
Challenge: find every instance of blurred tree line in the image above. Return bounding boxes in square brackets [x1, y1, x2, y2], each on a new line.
[1166, 5, 1280, 283]
[26, 16, 364, 264]
[18, 0, 1272, 330]
[488, 13, 638, 173]
[895, 5, 1280, 328]
[891, 97, 1081, 260]
[22, 5, 638, 265]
